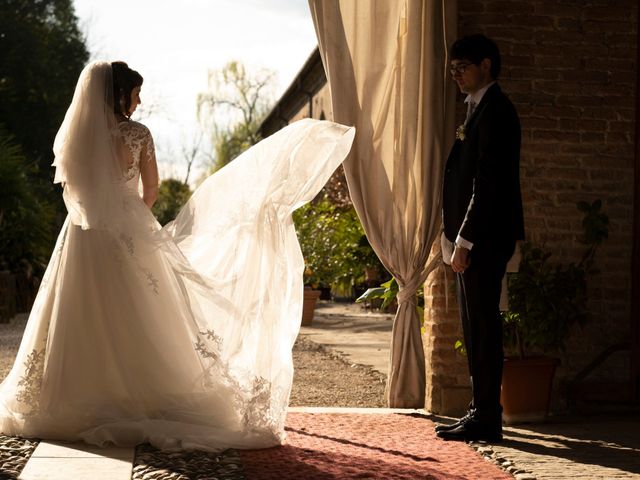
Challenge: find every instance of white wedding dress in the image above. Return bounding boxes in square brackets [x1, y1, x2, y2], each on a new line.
[0, 62, 355, 451]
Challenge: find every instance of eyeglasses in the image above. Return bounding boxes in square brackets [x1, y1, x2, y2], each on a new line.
[449, 62, 474, 76]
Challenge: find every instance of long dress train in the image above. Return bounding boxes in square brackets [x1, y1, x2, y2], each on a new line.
[0, 115, 355, 451]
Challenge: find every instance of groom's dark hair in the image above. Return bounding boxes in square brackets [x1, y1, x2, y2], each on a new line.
[451, 34, 501, 79]
[111, 61, 143, 118]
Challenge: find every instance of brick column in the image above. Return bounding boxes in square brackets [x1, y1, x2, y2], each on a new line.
[423, 243, 470, 416]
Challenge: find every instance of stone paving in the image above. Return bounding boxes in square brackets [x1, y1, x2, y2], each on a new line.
[131, 444, 244, 480]
[488, 416, 640, 479]
[0, 435, 38, 479]
[18, 441, 133, 479]
[300, 300, 394, 375]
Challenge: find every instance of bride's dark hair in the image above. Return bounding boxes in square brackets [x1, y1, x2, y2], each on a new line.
[111, 61, 143, 117]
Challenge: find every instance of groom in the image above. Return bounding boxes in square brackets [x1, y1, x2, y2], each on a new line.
[437, 34, 524, 442]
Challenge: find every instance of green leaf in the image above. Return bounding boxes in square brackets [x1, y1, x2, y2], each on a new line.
[454, 340, 467, 356]
[356, 287, 386, 303]
[503, 199, 609, 355]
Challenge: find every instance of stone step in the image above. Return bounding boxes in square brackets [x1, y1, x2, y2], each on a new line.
[19, 441, 133, 480]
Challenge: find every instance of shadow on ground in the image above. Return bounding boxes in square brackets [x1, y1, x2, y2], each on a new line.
[498, 414, 640, 475]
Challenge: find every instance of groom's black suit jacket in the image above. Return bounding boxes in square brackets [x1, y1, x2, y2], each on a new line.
[443, 83, 524, 254]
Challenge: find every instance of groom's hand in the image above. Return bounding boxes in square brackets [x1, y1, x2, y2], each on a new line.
[451, 246, 470, 273]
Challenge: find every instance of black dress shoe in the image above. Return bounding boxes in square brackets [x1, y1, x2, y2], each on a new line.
[434, 411, 474, 433]
[436, 418, 502, 442]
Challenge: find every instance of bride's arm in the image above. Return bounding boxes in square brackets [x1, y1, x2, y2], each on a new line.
[140, 131, 159, 208]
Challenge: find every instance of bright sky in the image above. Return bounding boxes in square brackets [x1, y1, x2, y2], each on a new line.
[73, 0, 318, 182]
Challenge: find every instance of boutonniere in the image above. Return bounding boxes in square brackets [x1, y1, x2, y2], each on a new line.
[456, 123, 466, 141]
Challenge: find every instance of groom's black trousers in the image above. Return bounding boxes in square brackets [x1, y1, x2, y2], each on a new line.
[455, 242, 514, 423]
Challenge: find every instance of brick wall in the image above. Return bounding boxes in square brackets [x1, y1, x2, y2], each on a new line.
[424, 0, 637, 414]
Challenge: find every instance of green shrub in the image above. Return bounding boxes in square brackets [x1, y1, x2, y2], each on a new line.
[293, 197, 385, 295]
[0, 128, 55, 277]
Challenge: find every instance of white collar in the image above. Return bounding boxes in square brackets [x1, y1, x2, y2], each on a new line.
[465, 81, 496, 106]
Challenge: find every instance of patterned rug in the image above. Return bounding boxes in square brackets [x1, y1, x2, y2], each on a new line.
[0, 413, 511, 479]
[239, 412, 511, 479]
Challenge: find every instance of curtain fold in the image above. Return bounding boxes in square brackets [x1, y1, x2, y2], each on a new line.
[309, 0, 457, 407]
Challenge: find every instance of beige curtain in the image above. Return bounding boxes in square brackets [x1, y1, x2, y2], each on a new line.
[309, 0, 457, 407]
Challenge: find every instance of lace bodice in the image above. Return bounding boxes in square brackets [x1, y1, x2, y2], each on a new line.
[118, 120, 156, 185]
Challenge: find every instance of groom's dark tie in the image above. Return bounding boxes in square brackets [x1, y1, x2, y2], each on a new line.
[465, 101, 476, 124]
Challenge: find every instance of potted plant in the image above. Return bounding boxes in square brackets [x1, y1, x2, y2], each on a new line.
[501, 200, 609, 423]
[301, 265, 321, 326]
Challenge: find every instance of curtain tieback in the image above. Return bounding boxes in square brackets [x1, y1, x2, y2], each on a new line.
[397, 287, 418, 305]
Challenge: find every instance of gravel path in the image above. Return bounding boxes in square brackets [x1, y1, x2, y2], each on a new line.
[0, 315, 26, 381]
[0, 314, 387, 479]
[290, 335, 386, 408]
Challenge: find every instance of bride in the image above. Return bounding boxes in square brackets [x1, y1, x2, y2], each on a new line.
[0, 61, 354, 451]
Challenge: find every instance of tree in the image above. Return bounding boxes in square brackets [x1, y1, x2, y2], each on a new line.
[0, 0, 89, 181]
[210, 122, 256, 172]
[152, 179, 193, 226]
[0, 0, 88, 280]
[180, 130, 211, 185]
[198, 61, 274, 171]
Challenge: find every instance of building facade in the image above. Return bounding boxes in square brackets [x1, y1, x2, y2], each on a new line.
[259, 0, 639, 414]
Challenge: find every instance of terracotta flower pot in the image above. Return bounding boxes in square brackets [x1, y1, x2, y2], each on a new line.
[501, 355, 559, 424]
[302, 288, 321, 326]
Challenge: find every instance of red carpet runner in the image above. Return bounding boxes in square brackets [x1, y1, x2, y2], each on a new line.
[239, 412, 511, 479]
